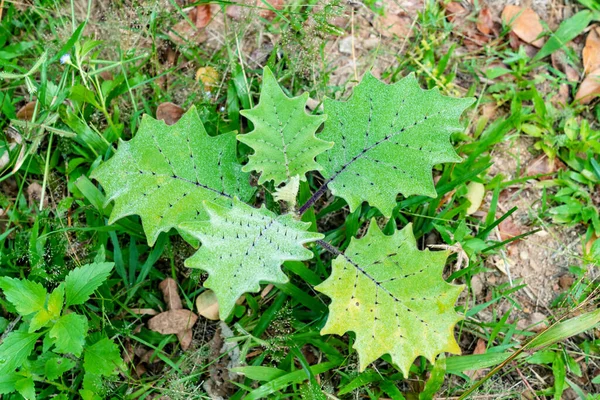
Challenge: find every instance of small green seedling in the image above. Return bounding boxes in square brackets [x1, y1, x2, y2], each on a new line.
[0, 253, 123, 400]
[93, 67, 474, 374]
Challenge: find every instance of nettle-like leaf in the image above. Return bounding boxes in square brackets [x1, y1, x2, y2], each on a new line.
[316, 73, 474, 217]
[316, 222, 464, 374]
[92, 107, 254, 245]
[180, 198, 323, 318]
[238, 67, 332, 185]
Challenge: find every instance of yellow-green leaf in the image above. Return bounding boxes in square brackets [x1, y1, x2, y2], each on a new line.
[316, 222, 464, 374]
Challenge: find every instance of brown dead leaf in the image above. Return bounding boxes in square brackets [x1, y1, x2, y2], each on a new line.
[525, 154, 565, 179]
[476, 8, 494, 36]
[156, 102, 184, 126]
[376, 13, 413, 38]
[194, 4, 212, 28]
[176, 329, 194, 350]
[443, 2, 468, 23]
[148, 309, 198, 335]
[498, 218, 521, 242]
[502, 6, 545, 48]
[575, 68, 600, 104]
[159, 278, 182, 311]
[16, 101, 37, 121]
[169, 7, 208, 45]
[258, 0, 284, 20]
[583, 27, 600, 74]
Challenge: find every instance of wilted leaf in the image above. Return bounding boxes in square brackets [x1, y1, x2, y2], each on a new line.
[159, 278, 182, 311]
[465, 182, 485, 215]
[194, 5, 212, 28]
[502, 6, 545, 48]
[258, 0, 284, 20]
[443, 2, 468, 23]
[575, 68, 600, 103]
[498, 218, 521, 242]
[196, 290, 220, 320]
[525, 154, 565, 178]
[148, 309, 198, 335]
[16, 101, 37, 121]
[156, 102, 184, 126]
[195, 67, 219, 92]
[476, 8, 494, 36]
[583, 26, 600, 74]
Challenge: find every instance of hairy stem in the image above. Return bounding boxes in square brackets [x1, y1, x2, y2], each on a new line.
[297, 180, 330, 216]
[316, 239, 341, 256]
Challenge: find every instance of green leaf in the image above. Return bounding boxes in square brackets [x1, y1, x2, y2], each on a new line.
[526, 308, 600, 350]
[315, 222, 464, 374]
[0, 277, 47, 316]
[238, 67, 332, 185]
[45, 356, 76, 380]
[534, 10, 594, 61]
[315, 73, 474, 217]
[64, 262, 114, 307]
[0, 331, 43, 374]
[15, 376, 35, 400]
[91, 106, 254, 245]
[0, 373, 19, 395]
[83, 338, 123, 376]
[49, 313, 88, 356]
[180, 198, 323, 318]
[30, 284, 64, 333]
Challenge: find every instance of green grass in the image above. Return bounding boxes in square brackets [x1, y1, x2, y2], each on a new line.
[1, 0, 600, 398]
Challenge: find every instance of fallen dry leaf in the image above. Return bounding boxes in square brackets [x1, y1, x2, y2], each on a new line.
[502, 6, 545, 48]
[196, 66, 219, 92]
[196, 290, 220, 320]
[159, 278, 182, 311]
[148, 309, 198, 335]
[498, 218, 521, 242]
[575, 68, 600, 104]
[476, 8, 494, 36]
[525, 154, 565, 178]
[177, 329, 194, 350]
[376, 12, 413, 38]
[583, 26, 600, 74]
[465, 182, 485, 215]
[551, 51, 580, 83]
[194, 4, 212, 28]
[258, 0, 284, 20]
[16, 101, 37, 120]
[156, 102, 184, 125]
[443, 1, 468, 23]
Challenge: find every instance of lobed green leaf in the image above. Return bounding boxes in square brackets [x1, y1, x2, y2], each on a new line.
[180, 198, 323, 318]
[316, 222, 464, 374]
[238, 67, 332, 185]
[92, 107, 254, 245]
[316, 73, 474, 216]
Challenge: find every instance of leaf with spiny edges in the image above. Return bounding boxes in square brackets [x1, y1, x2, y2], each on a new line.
[315, 221, 464, 374]
[91, 107, 254, 246]
[316, 73, 474, 217]
[179, 198, 323, 319]
[238, 67, 332, 185]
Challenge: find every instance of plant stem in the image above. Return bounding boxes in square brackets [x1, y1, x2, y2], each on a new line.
[316, 239, 341, 256]
[297, 180, 330, 216]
